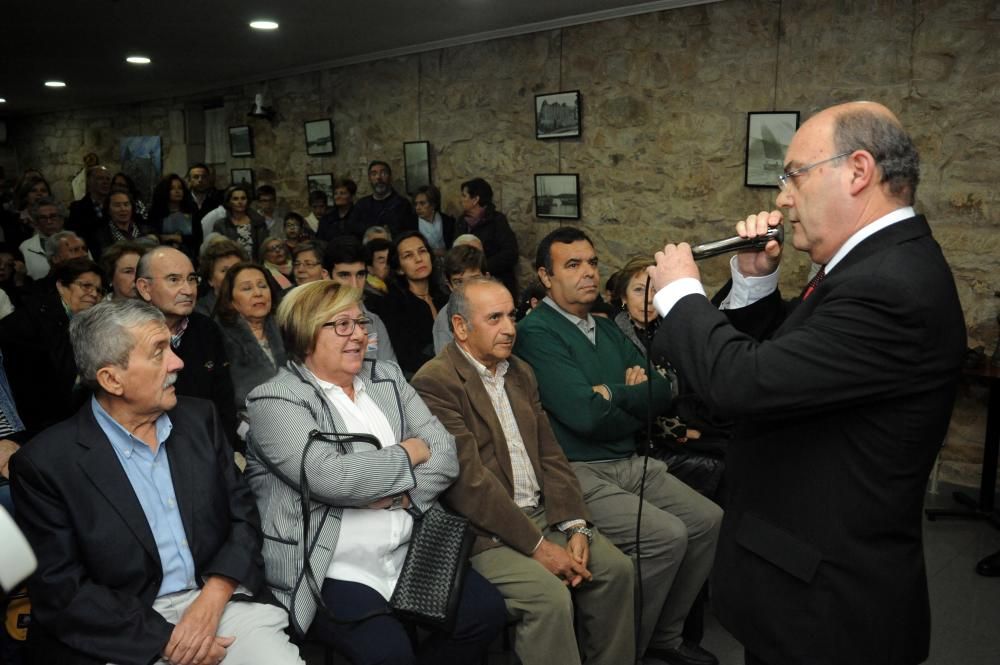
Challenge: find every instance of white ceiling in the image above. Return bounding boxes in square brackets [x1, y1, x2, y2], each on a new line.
[0, 0, 718, 118]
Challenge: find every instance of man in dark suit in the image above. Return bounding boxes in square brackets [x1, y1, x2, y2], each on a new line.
[412, 276, 635, 665]
[353, 160, 417, 237]
[648, 101, 966, 665]
[10, 299, 303, 665]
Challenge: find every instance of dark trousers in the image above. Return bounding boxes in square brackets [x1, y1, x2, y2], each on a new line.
[308, 570, 506, 665]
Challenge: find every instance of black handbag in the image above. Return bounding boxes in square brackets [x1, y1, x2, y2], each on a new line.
[390, 505, 474, 632]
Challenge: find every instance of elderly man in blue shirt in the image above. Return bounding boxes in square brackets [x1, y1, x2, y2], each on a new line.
[11, 298, 303, 665]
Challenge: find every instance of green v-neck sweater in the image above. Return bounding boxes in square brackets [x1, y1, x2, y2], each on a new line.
[513, 301, 671, 462]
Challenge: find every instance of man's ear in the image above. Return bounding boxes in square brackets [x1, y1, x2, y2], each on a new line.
[135, 277, 153, 302]
[537, 267, 551, 289]
[848, 150, 878, 196]
[96, 366, 125, 396]
[452, 314, 469, 342]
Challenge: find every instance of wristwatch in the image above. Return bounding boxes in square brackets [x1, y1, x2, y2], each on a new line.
[388, 494, 406, 510]
[567, 525, 594, 544]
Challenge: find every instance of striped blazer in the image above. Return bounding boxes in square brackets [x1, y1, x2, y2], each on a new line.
[244, 358, 459, 636]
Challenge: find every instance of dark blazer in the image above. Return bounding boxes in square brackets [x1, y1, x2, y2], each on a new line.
[212, 214, 270, 260]
[353, 189, 417, 237]
[173, 312, 238, 446]
[10, 397, 269, 665]
[652, 215, 966, 665]
[215, 315, 286, 412]
[66, 195, 105, 251]
[316, 205, 365, 243]
[455, 210, 519, 296]
[381, 280, 448, 376]
[412, 343, 589, 555]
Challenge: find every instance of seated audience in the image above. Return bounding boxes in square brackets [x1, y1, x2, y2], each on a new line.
[245, 280, 505, 664]
[0, 258, 103, 435]
[514, 227, 722, 665]
[325, 239, 396, 363]
[195, 238, 248, 317]
[99, 240, 147, 300]
[136, 247, 239, 451]
[432, 244, 488, 354]
[291, 242, 329, 285]
[362, 225, 391, 244]
[317, 177, 363, 242]
[2, 175, 50, 249]
[381, 231, 448, 375]
[67, 165, 111, 250]
[304, 189, 328, 233]
[148, 173, 201, 258]
[455, 178, 519, 297]
[11, 298, 305, 665]
[363, 236, 392, 301]
[110, 171, 148, 222]
[354, 161, 417, 237]
[282, 212, 313, 255]
[451, 233, 484, 252]
[254, 185, 282, 236]
[92, 188, 151, 258]
[259, 236, 294, 291]
[19, 196, 65, 280]
[0, 244, 31, 307]
[214, 262, 285, 421]
[414, 184, 455, 258]
[213, 184, 269, 261]
[412, 276, 635, 665]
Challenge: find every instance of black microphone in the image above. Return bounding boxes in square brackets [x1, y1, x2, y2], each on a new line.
[690, 225, 784, 261]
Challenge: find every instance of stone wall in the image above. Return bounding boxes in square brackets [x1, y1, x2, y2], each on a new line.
[7, 0, 1000, 486]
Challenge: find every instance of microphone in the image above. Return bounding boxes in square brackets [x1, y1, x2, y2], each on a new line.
[690, 225, 784, 261]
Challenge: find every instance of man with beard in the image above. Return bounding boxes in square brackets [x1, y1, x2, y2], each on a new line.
[10, 299, 304, 665]
[353, 160, 416, 237]
[136, 247, 238, 450]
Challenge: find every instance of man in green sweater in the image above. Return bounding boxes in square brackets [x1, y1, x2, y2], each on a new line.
[514, 227, 722, 665]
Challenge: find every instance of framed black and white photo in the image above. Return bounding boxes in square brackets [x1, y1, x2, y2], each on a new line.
[403, 141, 431, 195]
[229, 125, 253, 158]
[230, 168, 255, 197]
[306, 173, 334, 201]
[745, 111, 799, 187]
[304, 119, 334, 156]
[534, 174, 580, 219]
[535, 91, 581, 140]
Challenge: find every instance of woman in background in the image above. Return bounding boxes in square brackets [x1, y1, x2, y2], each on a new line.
[110, 172, 148, 222]
[213, 184, 269, 261]
[148, 174, 201, 258]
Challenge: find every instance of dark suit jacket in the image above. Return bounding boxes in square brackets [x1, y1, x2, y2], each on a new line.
[10, 397, 269, 665]
[412, 343, 588, 555]
[652, 216, 966, 665]
[455, 210, 519, 297]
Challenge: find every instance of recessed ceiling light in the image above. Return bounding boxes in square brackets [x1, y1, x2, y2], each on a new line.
[44, 81, 67, 88]
[249, 20, 279, 30]
[126, 55, 151, 65]
[0, 98, 6, 104]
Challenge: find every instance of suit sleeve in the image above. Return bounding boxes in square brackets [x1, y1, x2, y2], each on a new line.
[247, 381, 419, 508]
[208, 322, 240, 448]
[411, 368, 543, 555]
[11, 452, 173, 665]
[515, 322, 669, 440]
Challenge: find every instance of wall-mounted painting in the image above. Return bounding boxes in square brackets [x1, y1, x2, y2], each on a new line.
[404, 141, 431, 195]
[230, 168, 255, 197]
[745, 111, 799, 187]
[306, 173, 334, 200]
[534, 173, 580, 220]
[305, 119, 334, 156]
[119, 136, 162, 202]
[229, 125, 254, 158]
[535, 91, 581, 140]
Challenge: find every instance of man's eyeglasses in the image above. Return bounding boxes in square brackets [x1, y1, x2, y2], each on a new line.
[777, 151, 853, 190]
[322, 317, 372, 337]
[72, 281, 104, 295]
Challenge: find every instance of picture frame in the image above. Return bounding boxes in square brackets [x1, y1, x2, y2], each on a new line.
[304, 119, 335, 156]
[534, 173, 580, 220]
[403, 141, 431, 195]
[535, 91, 581, 140]
[230, 168, 255, 197]
[229, 125, 254, 158]
[306, 173, 334, 201]
[745, 111, 800, 187]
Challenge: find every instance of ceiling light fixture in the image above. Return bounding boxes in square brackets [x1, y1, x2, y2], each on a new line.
[44, 81, 67, 88]
[126, 55, 152, 65]
[249, 20, 279, 30]
[0, 98, 6, 104]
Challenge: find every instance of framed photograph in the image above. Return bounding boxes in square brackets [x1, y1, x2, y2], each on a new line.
[304, 119, 335, 156]
[534, 174, 580, 220]
[745, 111, 799, 187]
[230, 168, 255, 197]
[403, 141, 431, 195]
[306, 173, 334, 200]
[229, 125, 253, 158]
[535, 90, 581, 140]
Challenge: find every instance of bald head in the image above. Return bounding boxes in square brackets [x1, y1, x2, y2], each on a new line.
[135, 247, 198, 324]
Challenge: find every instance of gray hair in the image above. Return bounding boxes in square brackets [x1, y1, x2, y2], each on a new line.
[69, 299, 165, 391]
[44, 231, 82, 261]
[453, 234, 483, 249]
[448, 275, 506, 330]
[30, 195, 66, 221]
[362, 225, 392, 244]
[832, 107, 920, 204]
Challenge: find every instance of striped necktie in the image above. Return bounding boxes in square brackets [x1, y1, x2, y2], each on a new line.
[802, 266, 826, 300]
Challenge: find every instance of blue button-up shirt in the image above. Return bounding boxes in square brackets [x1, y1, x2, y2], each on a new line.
[91, 397, 197, 597]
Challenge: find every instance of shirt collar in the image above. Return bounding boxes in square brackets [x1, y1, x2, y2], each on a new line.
[306, 366, 365, 398]
[543, 296, 596, 335]
[456, 343, 509, 380]
[91, 396, 173, 454]
[824, 206, 915, 274]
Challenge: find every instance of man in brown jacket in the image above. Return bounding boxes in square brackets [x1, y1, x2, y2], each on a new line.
[411, 276, 634, 665]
